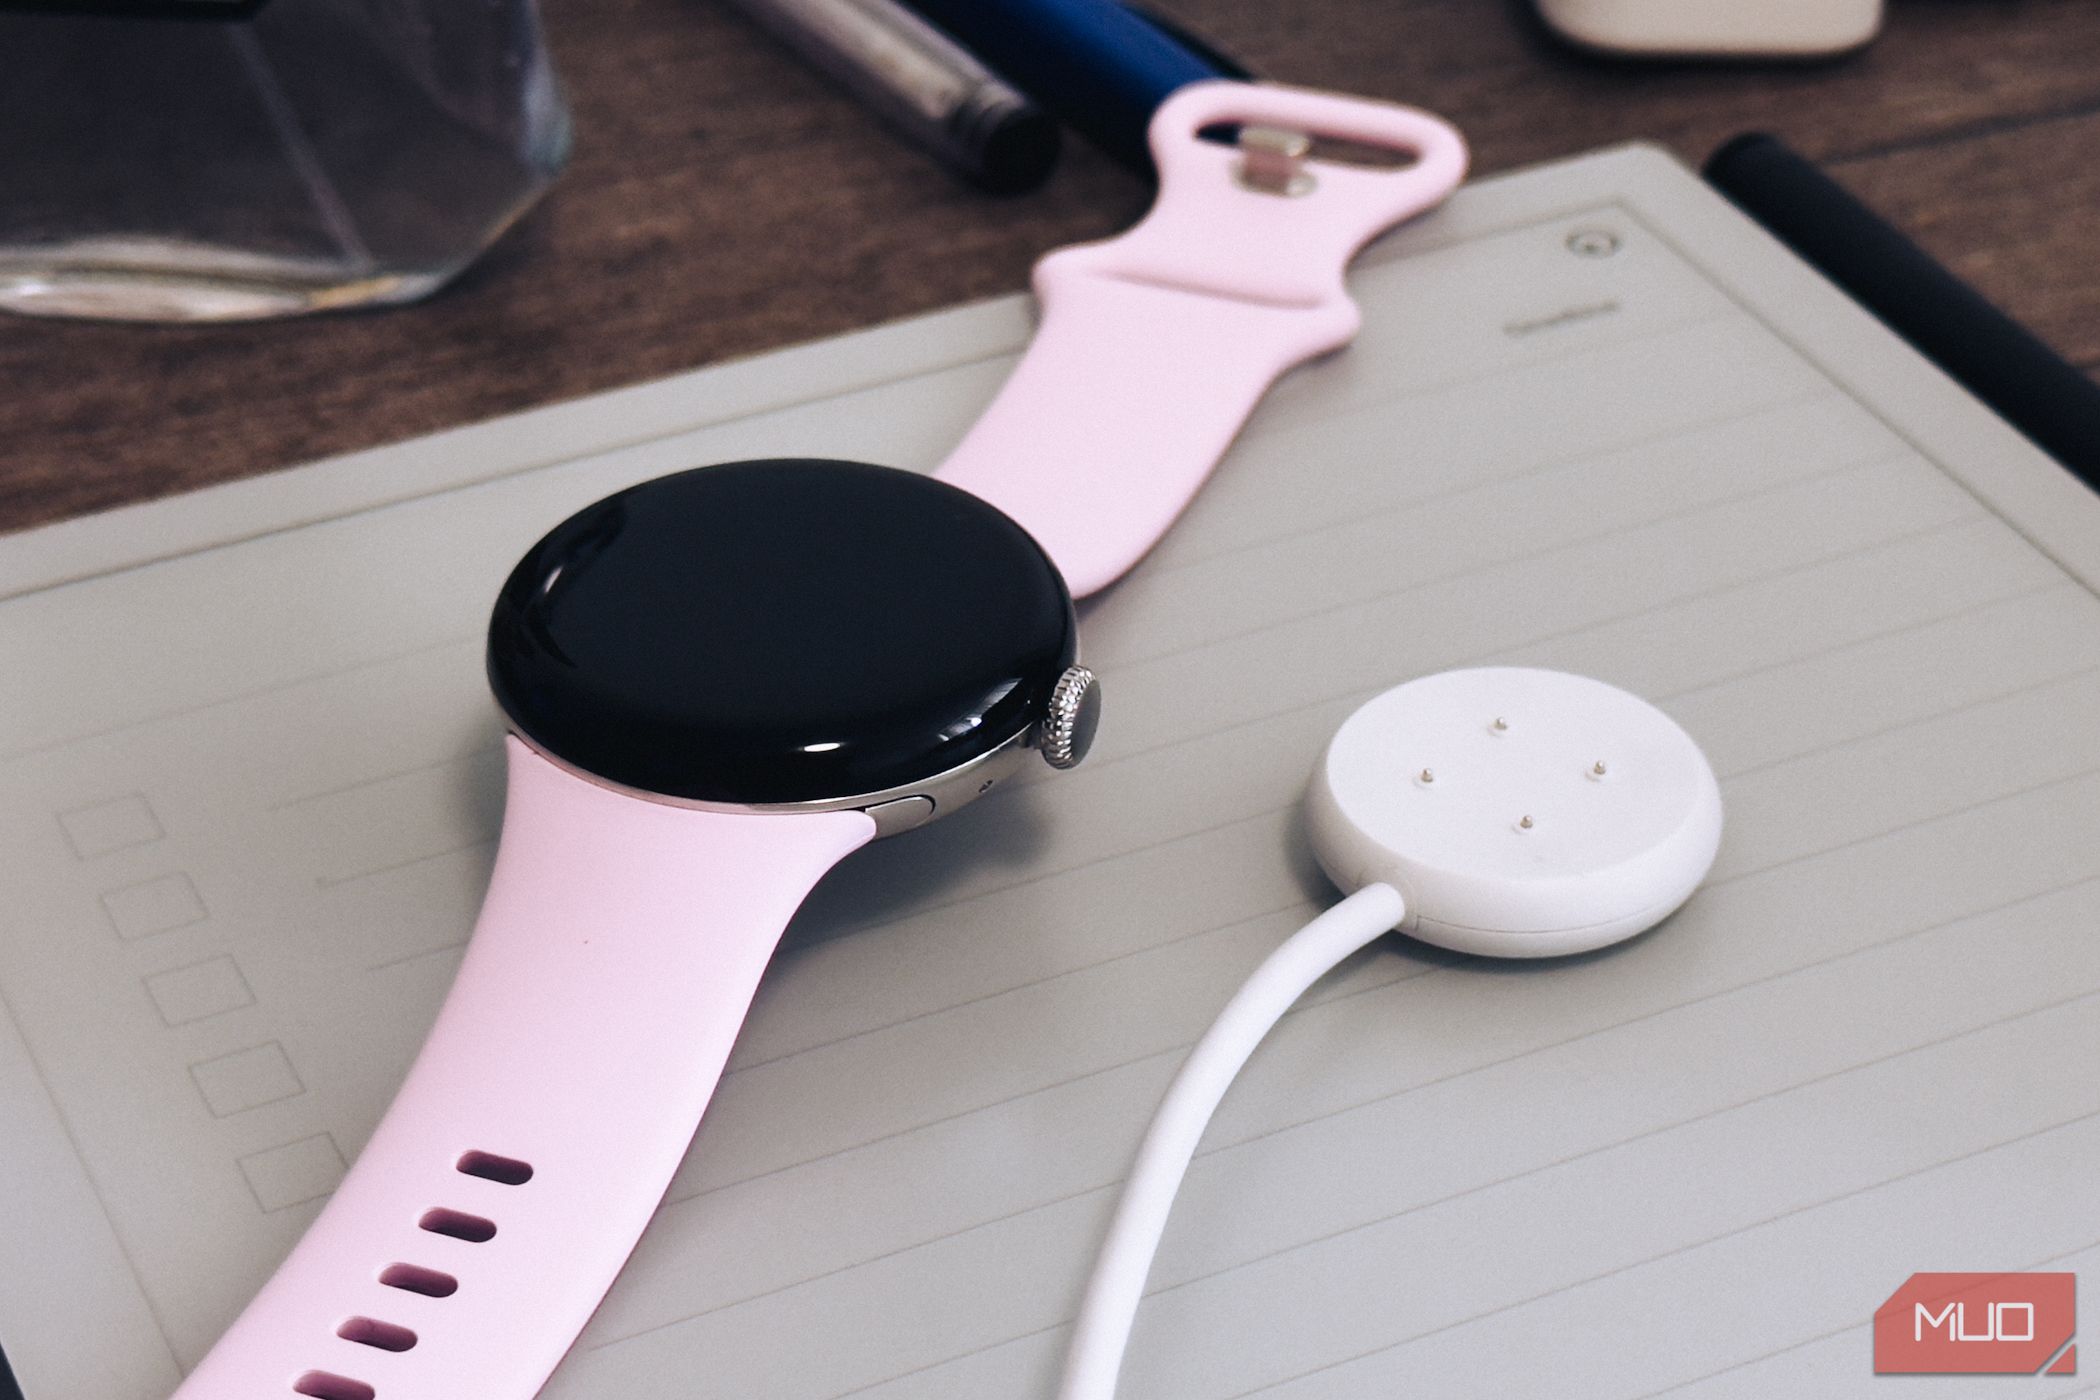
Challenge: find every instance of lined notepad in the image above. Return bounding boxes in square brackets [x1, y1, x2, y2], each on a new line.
[2, 145, 2096, 1400]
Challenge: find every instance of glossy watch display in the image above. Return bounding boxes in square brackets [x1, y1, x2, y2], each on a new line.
[490, 459, 1089, 820]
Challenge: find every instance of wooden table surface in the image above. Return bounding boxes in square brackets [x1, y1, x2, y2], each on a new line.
[3, 0, 2096, 536]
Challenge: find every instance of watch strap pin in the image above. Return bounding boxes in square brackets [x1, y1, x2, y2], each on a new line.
[1236, 124, 1315, 196]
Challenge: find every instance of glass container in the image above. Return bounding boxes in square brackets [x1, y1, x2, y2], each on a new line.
[0, 0, 570, 321]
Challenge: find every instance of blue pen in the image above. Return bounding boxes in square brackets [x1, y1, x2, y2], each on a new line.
[898, 0, 1246, 173]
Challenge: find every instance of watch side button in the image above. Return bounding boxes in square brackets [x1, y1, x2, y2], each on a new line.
[1042, 665, 1101, 770]
[863, 794, 936, 836]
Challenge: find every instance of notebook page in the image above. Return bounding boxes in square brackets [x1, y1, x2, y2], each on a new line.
[1, 145, 2094, 1400]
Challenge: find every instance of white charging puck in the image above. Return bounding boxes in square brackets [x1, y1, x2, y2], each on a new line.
[1306, 667, 1722, 957]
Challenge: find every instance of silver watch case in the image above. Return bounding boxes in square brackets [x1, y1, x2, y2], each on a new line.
[511, 662, 1097, 839]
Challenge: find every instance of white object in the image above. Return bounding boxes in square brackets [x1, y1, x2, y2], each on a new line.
[6, 146, 2100, 1400]
[1307, 667, 1723, 957]
[1057, 884, 1405, 1400]
[1536, 0, 1883, 59]
[1059, 669, 1721, 1399]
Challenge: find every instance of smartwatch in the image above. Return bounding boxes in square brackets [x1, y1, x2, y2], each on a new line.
[174, 81, 1464, 1400]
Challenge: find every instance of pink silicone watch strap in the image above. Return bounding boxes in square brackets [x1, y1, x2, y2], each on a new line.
[935, 80, 1466, 599]
[173, 738, 874, 1400]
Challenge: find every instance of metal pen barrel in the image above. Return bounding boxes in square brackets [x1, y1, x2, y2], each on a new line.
[727, 0, 1059, 193]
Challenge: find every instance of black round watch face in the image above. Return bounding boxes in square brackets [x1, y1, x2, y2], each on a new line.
[487, 459, 1077, 806]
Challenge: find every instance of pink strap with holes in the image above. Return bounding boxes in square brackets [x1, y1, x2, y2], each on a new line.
[172, 738, 873, 1400]
[936, 80, 1466, 598]
[172, 79, 1464, 1400]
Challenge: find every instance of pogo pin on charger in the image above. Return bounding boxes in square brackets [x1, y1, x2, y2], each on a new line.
[1059, 667, 1724, 1400]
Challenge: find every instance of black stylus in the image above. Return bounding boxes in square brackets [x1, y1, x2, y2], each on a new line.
[1705, 133, 2100, 492]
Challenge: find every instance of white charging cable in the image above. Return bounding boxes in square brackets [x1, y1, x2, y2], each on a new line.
[1056, 883, 1405, 1400]
[1056, 667, 1726, 1400]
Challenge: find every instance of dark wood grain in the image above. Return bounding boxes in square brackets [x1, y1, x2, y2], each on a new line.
[3, 0, 2097, 535]
[1828, 107, 2100, 370]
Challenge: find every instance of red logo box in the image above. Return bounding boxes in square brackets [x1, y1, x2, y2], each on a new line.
[1875, 1273, 2076, 1375]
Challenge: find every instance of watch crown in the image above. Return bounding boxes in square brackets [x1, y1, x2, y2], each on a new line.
[1041, 665, 1101, 770]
